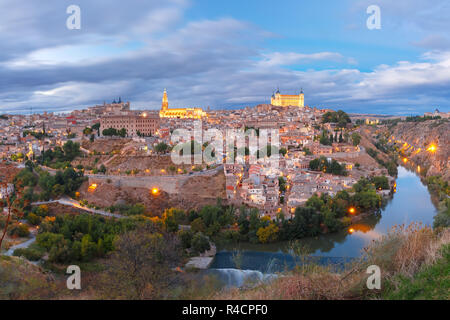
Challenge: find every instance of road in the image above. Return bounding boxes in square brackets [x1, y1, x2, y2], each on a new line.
[32, 196, 124, 219]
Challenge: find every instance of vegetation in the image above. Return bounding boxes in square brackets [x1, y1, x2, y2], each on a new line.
[155, 142, 170, 154]
[106, 203, 146, 216]
[38, 140, 81, 169]
[384, 243, 449, 299]
[351, 132, 361, 146]
[212, 224, 449, 300]
[37, 167, 86, 200]
[426, 176, 450, 229]
[35, 213, 142, 263]
[321, 110, 351, 128]
[100, 223, 182, 299]
[102, 127, 127, 137]
[309, 156, 347, 175]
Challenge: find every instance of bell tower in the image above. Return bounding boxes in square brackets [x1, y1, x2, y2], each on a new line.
[162, 88, 169, 110]
[299, 88, 304, 107]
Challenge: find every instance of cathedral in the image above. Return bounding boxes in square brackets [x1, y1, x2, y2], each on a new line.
[159, 89, 206, 119]
[271, 89, 304, 107]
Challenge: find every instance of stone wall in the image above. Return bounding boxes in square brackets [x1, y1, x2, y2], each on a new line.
[88, 167, 223, 195]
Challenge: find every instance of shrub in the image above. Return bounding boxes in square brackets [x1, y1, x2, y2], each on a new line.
[13, 247, 44, 261]
[191, 232, 210, 254]
[8, 224, 30, 237]
[27, 212, 41, 225]
[178, 230, 193, 249]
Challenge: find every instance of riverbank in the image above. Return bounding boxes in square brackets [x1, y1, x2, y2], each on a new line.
[210, 225, 450, 300]
[208, 166, 438, 282]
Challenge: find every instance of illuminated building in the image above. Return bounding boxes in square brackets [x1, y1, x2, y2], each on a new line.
[100, 113, 160, 137]
[159, 89, 206, 119]
[271, 89, 304, 107]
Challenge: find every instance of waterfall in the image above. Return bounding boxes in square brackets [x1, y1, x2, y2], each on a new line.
[208, 268, 277, 288]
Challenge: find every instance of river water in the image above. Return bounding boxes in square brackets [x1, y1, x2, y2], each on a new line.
[208, 166, 438, 287]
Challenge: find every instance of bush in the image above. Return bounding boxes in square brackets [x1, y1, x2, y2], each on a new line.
[191, 232, 210, 254]
[178, 230, 193, 249]
[8, 224, 30, 237]
[13, 247, 44, 261]
[27, 212, 41, 225]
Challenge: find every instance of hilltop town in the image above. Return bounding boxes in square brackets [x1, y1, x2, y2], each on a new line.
[0, 89, 412, 217]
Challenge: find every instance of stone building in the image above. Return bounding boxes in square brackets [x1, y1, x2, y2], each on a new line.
[100, 113, 160, 137]
[271, 89, 305, 107]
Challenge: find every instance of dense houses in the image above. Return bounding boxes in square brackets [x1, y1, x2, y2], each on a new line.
[1, 90, 397, 219]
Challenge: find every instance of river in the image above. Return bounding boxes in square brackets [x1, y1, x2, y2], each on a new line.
[208, 166, 438, 287]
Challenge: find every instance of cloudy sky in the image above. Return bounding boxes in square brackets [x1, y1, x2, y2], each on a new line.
[1, 0, 449, 115]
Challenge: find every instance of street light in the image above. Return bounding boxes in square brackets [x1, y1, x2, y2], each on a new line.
[348, 207, 356, 214]
[151, 187, 160, 196]
[426, 144, 437, 153]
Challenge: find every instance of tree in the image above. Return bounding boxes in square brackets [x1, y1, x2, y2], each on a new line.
[309, 156, 346, 175]
[371, 176, 390, 190]
[83, 127, 93, 135]
[102, 128, 118, 137]
[191, 217, 206, 233]
[351, 132, 361, 146]
[102, 224, 181, 299]
[92, 123, 101, 136]
[191, 232, 210, 254]
[98, 164, 107, 174]
[118, 128, 127, 138]
[162, 208, 185, 232]
[282, 207, 323, 239]
[256, 223, 279, 243]
[278, 176, 287, 192]
[178, 229, 193, 249]
[0, 180, 26, 250]
[321, 110, 351, 128]
[155, 142, 169, 154]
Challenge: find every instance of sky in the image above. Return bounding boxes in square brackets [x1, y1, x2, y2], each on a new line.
[0, 0, 449, 115]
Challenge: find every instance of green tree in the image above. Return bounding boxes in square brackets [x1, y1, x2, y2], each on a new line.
[256, 223, 279, 243]
[351, 132, 361, 146]
[191, 232, 210, 254]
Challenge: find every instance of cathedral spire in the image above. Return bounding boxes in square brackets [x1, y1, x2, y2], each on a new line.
[162, 88, 169, 110]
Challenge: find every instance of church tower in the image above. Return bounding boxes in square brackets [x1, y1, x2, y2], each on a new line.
[162, 88, 169, 110]
[299, 88, 304, 107]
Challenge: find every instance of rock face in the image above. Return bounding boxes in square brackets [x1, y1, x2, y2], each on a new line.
[391, 120, 449, 180]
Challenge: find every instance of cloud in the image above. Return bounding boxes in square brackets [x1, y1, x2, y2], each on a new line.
[412, 35, 450, 50]
[256, 52, 345, 68]
[0, 0, 449, 115]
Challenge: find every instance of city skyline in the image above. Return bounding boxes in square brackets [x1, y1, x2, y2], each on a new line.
[1, 0, 450, 115]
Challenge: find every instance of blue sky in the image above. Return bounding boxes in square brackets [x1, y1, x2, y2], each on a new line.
[0, 0, 449, 115]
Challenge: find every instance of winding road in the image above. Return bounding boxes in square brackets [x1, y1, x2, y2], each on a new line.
[31, 196, 124, 219]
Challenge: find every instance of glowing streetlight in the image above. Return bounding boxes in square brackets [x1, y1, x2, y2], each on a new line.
[402, 157, 408, 163]
[348, 228, 355, 234]
[348, 207, 356, 214]
[151, 187, 160, 196]
[426, 144, 437, 153]
[88, 183, 98, 191]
